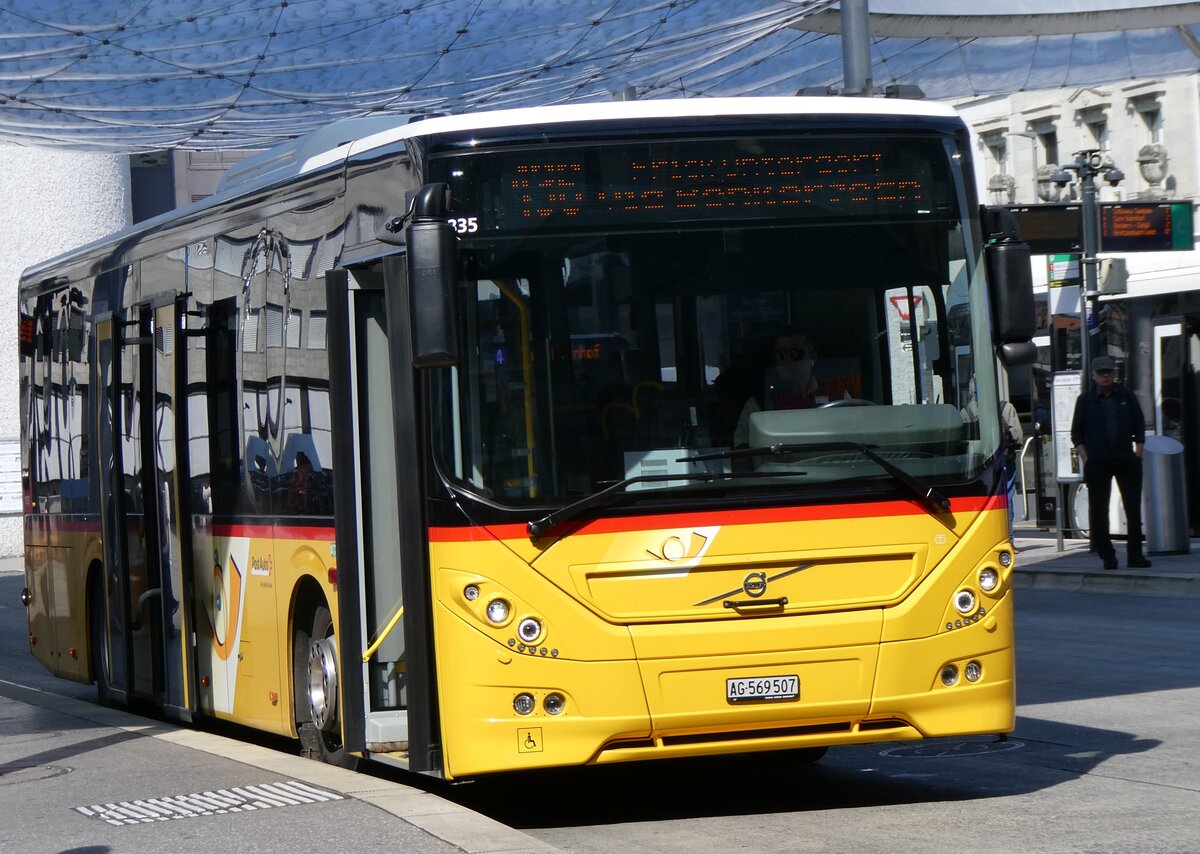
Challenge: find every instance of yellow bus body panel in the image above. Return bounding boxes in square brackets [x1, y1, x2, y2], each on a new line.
[431, 502, 1016, 778]
[190, 527, 338, 737]
[23, 522, 103, 684]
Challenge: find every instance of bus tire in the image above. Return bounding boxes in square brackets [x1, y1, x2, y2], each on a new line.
[295, 603, 356, 769]
[88, 574, 115, 707]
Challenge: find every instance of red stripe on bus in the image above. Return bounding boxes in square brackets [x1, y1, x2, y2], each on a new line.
[212, 523, 335, 540]
[24, 518, 336, 540]
[24, 517, 101, 534]
[428, 495, 1000, 541]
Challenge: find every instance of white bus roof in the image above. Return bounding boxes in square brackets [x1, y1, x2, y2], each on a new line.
[226, 96, 961, 193]
[22, 97, 962, 289]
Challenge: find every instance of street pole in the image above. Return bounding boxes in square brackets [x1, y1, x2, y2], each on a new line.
[1050, 150, 1123, 549]
[1079, 155, 1099, 391]
[840, 0, 872, 96]
[1056, 150, 1123, 387]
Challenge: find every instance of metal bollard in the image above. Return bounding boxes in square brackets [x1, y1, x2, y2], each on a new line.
[1142, 435, 1189, 555]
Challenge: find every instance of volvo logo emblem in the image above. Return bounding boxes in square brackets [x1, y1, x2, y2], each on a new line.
[742, 572, 768, 598]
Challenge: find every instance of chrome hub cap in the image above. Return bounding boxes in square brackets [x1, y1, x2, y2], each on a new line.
[307, 635, 339, 731]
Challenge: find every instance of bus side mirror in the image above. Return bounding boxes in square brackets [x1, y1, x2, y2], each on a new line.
[405, 183, 459, 368]
[984, 206, 1036, 367]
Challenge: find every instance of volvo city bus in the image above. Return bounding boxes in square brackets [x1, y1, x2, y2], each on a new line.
[19, 97, 1034, 779]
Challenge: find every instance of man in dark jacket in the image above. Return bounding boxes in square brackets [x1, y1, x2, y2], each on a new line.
[1070, 355, 1151, 570]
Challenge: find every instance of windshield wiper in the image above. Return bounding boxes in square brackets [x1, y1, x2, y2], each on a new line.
[526, 471, 779, 539]
[688, 441, 951, 515]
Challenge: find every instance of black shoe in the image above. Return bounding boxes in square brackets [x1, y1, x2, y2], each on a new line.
[1101, 555, 1119, 570]
[1127, 554, 1152, 569]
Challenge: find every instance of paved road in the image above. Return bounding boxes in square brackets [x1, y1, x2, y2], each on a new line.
[3, 535, 1199, 853]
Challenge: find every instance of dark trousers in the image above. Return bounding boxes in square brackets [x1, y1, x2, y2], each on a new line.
[1085, 456, 1144, 558]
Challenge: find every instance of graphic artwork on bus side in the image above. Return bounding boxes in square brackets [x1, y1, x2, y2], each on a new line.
[195, 538, 249, 714]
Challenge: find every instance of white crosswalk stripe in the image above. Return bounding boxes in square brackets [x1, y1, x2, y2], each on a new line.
[73, 781, 344, 824]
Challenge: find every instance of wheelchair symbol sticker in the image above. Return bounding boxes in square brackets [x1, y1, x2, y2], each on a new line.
[518, 727, 543, 753]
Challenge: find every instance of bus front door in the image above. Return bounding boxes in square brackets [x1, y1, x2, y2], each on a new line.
[96, 300, 194, 720]
[326, 262, 437, 771]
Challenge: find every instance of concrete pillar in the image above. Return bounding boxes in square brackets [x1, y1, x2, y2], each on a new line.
[0, 145, 131, 555]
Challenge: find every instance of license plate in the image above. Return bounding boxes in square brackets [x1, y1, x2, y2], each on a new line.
[726, 675, 799, 704]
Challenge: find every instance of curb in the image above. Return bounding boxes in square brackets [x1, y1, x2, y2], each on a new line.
[1012, 531, 1200, 599]
[1013, 566, 1200, 598]
[0, 679, 563, 854]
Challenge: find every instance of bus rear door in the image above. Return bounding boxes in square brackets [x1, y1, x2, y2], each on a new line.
[95, 298, 195, 720]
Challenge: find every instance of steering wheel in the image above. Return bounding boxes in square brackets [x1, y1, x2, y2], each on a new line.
[821, 398, 877, 408]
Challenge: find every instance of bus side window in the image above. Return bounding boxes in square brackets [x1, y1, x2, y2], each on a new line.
[272, 260, 334, 516]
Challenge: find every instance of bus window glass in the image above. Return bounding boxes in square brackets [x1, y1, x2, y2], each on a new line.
[272, 228, 334, 518]
[429, 132, 999, 508]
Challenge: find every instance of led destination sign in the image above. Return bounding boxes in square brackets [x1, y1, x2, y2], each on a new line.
[438, 137, 955, 233]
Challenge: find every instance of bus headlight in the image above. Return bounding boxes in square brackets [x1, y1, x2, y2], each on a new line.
[940, 665, 959, 687]
[517, 617, 542, 644]
[486, 598, 511, 624]
[978, 567, 1000, 593]
[543, 692, 565, 715]
[953, 589, 977, 615]
[513, 693, 535, 715]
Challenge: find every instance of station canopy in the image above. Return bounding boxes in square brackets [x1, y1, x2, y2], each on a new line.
[0, 0, 1197, 152]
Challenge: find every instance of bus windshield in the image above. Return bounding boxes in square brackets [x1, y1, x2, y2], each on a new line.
[428, 130, 1002, 509]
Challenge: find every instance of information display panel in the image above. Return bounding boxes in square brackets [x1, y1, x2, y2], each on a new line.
[1052, 371, 1083, 484]
[1100, 202, 1194, 252]
[435, 135, 957, 234]
[1008, 201, 1194, 254]
[1008, 204, 1082, 255]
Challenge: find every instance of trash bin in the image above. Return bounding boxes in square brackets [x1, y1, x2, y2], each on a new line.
[1142, 435, 1189, 555]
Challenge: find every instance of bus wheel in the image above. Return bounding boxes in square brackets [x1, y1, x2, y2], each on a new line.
[295, 603, 355, 768]
[89, 577, 115, 707]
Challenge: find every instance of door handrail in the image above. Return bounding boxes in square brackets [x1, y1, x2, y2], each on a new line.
[1016, 435, 1036, 522]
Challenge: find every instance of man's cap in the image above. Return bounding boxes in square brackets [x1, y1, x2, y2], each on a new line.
[1091, 355, 1116, 372]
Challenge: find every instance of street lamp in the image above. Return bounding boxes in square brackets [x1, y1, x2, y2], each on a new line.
[1049, 150, 1124, 388]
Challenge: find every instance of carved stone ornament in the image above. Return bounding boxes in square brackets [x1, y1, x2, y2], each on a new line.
[1137, 143, 1168, 186]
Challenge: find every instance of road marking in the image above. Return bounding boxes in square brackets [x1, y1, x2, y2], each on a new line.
[74, 781, 343, 826]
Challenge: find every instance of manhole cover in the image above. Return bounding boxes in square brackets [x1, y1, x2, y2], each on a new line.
[0, 764, 72, 786]
[881, 740, 1024, 759]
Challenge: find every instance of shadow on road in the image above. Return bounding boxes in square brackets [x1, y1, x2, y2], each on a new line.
[440, 716, 1160, 829]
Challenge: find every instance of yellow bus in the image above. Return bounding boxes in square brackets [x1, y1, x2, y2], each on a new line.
[19, 97, 1035, 779]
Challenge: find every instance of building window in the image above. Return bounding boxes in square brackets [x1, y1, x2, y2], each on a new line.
[984, 137, 1008, 174]
[1038, 131, 1059, 168]
[1140, 107, 1163, 144]
[308, 310, 327, 350]
[1086, 118, 1108, 151]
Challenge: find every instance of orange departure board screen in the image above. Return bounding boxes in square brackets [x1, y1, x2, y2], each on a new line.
[1101, 202, 1194, 252]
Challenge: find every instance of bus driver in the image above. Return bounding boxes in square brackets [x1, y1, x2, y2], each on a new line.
[734, 329, 820, 447]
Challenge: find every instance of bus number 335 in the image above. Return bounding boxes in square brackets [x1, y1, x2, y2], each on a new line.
[448, 216, 478, 233]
